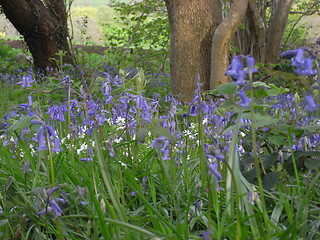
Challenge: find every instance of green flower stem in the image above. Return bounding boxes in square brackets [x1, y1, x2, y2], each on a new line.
[249, 71, 270, 237]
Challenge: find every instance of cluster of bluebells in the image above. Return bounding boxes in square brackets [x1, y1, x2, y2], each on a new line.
[38, 186, 65, 218]
[280, 47, 319, 112]
[150, 136, 171, 160]
[225, 55, 257, 107]
[17, 73, 34, 89]
[32, 120, 61, 152]
[280, 48, 317, 76]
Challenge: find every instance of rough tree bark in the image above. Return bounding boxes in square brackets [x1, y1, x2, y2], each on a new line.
[210, 0, 249, 89]
[264, 0, 293, 63]
[164, 0, 222, 102]
[0, 0, 73, 72]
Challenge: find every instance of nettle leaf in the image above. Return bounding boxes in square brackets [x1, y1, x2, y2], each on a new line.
[7, 116, 34, 134]
[304, 158, 320, 170]
[263, 172, 280, 190]
[136, 127, 150, 143]
[150, 126, 176, 144]
[217, 83, 237, 95]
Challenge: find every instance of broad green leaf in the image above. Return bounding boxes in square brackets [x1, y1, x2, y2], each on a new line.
[252, 81, 271, 88]
[136, 127, 149, 143]
[298, 125, 320, 132]
[7, 116, 34, 134]
[254, 88, 269, 98]
[150, 126, 176, 144]
[304, 158, 320, 170]
[263, 172, 280, 190]
[217, 83, 237, 95]
[261, 153, 278, 170]
[267, 134, 286, 146]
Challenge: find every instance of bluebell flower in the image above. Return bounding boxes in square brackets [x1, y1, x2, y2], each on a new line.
[225, 56, 244, 80]
[245, 55, 258, 74]
[38, 130, 47, 151]
[208, 162, 223, 191]
[189, 105, 199, 116]
[151, 136, 171, 160]
[101, 82, 113, 103]
[19, 74, 34, 88]
[106, 139, 115, 158]
[280, 49, 298, 59]
[52, 138, 61, 152]
[47, 105, 66, 122]
[201, 230, 212, 240]
[278, 150, 284, 165]
[291, 48, 305, 66]
[225, 55, 257, 85]
[61, 75, 70, 86]
[33, 123, 61, 152]
[283, 48, 317, 75]
[49, 199, 62, 217]
[247, 190, 259, 205]
[22, 159, 30, 175]
[204, 144, 224, 161]
[38, 187, 64, 218]
[238, 89, 252, 107]
[47, 186, 60, 196]
[305, 95, 318, 112]
[142, 176, 148, 193]
[298, 58, 317, 75]
[80, 146, 94, 161]
[28, 95, 33, 106]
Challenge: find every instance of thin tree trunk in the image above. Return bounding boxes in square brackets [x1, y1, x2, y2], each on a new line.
[210, 0, 249, 89]
[246, 0, 266, 62]
[0, 0, 73, 72]
[264, 0, 293, 64]
[164, 0, 222, 102]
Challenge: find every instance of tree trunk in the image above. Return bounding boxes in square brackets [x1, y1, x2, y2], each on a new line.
[0, 0, 73, 72]
[164, 0, 222, 102]
[264, 0, 293, 64]
[210, 0, 249, 89]
[246, 0, 266, 62]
